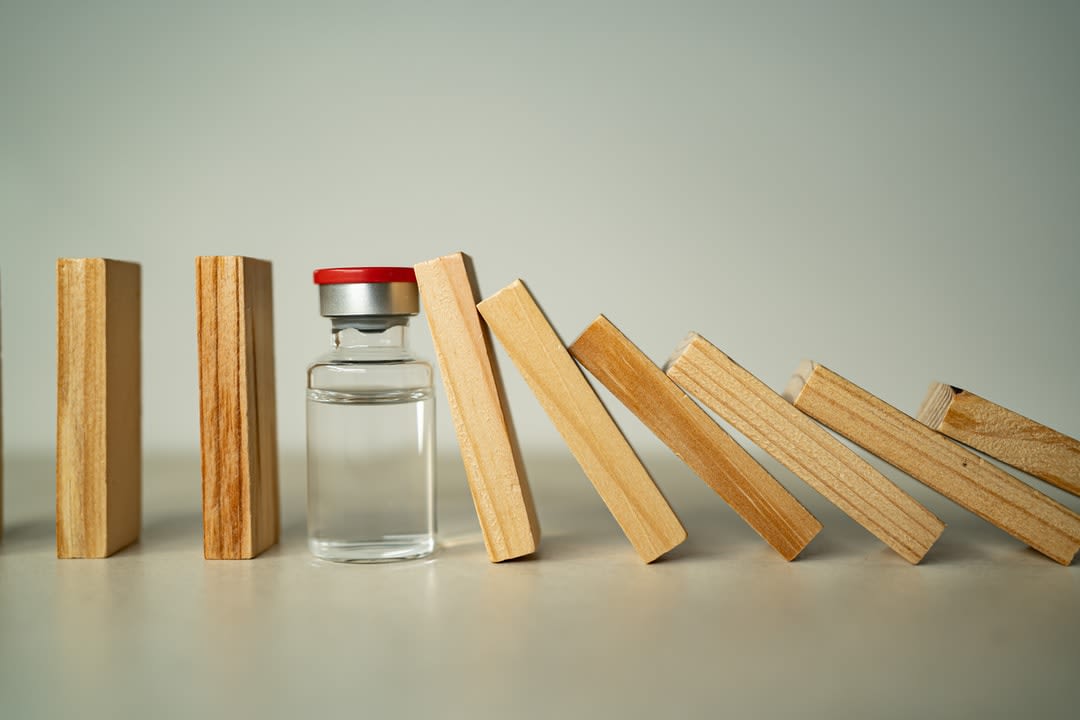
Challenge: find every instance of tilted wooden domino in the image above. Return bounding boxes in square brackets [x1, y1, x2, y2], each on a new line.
[477, 280, 686, 562]
[196, 256, 280, 559]
[56, 258, 141, 558]
[788, 362, 1080, 565]
[415, 253, 540, 561]
[569, 315, 821, 560]
[918, 382, 1080, 498]
[665, 333, 944, 564]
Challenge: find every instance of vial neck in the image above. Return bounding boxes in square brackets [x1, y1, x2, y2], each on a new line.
[331, 318, 412, 359]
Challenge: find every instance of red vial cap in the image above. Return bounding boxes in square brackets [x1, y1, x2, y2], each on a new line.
[313, 267, 417, 285]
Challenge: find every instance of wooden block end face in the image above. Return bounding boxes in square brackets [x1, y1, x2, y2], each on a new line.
[639, 525, 688, 564]
[661, 331, 702, 375]
[663, 333, 740, 394]
[915, 382, 959, 430]
[567, 314, 649, 396]
[569, 313, 614, 346]
[477, 279, 538, 326]
[414, 253, 540, 562]
[56, 258, 142, 558]
[197, 256, 279, 560]
[781, 360, 817, 405]
[415, 252, 482, 300]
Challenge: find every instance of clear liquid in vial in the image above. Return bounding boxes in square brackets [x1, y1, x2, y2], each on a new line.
[306, 386, 435, 562]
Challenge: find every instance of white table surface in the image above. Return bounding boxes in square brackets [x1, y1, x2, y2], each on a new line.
[1, 450, 1078, 719]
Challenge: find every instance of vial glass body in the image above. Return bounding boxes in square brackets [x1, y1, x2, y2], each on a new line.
[306, 322, 436, 562]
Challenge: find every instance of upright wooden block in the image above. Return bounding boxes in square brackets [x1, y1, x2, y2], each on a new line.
[570, 315, 821, 560]
[666, 334, 944, 564]
[196, 256, 280, 559]
[414, 253, 540, 561]
[787, 362, 1080, 565]
[477, 280, 686, 562]
[56, 258, 141, 558]
[918, 383, 1080, 498]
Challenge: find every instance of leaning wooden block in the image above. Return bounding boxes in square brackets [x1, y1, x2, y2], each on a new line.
[788, 362, 1080, 565]
[666, 334, 944, 564]
[196, 256, 280, 559]
[918, 382, 1080, 498]
[56, 258, 141, 558]
[477, 280, 686, 562]
[415, 253, 540, 561]
[570, 315, 821, 560]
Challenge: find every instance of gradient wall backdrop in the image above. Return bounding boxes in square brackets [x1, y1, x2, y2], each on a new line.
[2, 1, 1078, 457]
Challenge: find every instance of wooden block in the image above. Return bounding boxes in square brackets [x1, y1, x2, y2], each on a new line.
[414, 253, 540, 561]
[666, 334, 944, 564]
[56, 258, 141, 558]
[569, 316, 821, 560]
[918, 383, 1080, 498]
[477, 280, 686, 562]
[196, 256, 280, 559]
[788, 362, 1080, 565]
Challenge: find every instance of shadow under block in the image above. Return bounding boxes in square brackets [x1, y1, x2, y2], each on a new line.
[665, 334, 944, 564]
[477, 280, 686, 562]
[56, 259, 141, 558]
[788, 363, 1080, 565]
[569, 316, 821, 560]
[414, 253, 539, 562]
[918, 383, 1080, 498]
[196, 256, 280, 559]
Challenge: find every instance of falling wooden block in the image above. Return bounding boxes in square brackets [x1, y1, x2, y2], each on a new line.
[414, 253, 540, 561]
[918, 383, 1080, 498]
[196, 256, 280, 559]
[569, 315, 821, 560]
[788, 362, 1080, 565]
[56, 258, 141, 558]
[477, 280, 686, 562]
[665, 334, 944, 564]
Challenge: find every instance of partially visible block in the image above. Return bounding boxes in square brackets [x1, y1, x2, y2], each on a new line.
[918, 382, 1080, 498]
[196, 256, 280, 559]
[666, 333, 944, 564]
[414, 253, 540, 562]
[570, 315, 821, 560]
[56, 258, 141, 558]
[477, 280, 686, 563]
[788, 362, 1080, 565]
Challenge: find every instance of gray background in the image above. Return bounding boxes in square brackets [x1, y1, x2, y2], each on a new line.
[3, 4, 1080, 719]
[3, 0, 1079, 456]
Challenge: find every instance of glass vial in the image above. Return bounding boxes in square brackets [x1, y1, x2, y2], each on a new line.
[306, 267, 436, 562]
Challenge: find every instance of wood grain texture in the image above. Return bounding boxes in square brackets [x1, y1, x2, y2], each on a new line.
[789, 362, 1080, 565]
[917, 382, 1080, 498]
[415, 253, 539, 561]
[665, 333, 944, 564]
[56, 258, 141, 558]
[196, 256, 280, 560]
[477, 280, 685, 562]
[570, 315, 821, 560]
